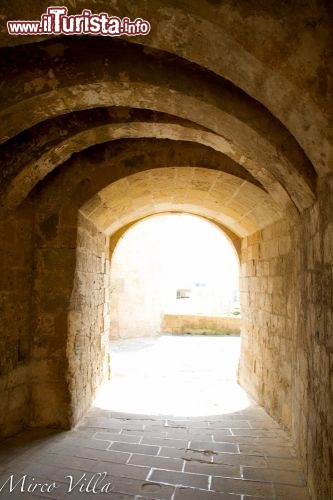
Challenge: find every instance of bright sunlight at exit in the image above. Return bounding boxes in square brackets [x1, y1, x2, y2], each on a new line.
[94, 214, 250, 417]
[109, 213, 240, 339]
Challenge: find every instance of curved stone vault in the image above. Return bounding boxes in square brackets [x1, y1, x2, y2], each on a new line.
[82, 166, 281, 237]
[0, 3, 332, 500]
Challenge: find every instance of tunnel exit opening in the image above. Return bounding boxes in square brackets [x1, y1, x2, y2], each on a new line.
[93, 213, 249, 417]
[109, 213, 241, 340]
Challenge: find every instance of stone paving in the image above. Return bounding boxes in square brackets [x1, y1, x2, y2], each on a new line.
[0, 336, 311, 499]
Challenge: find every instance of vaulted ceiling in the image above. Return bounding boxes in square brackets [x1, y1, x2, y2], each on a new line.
[0, 1, 331, 237]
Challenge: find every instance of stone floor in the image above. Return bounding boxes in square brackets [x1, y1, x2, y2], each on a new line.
[0, 335, 311, 499]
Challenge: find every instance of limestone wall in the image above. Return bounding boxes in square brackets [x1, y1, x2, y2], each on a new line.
[239, 219, 293, 428]
[68, 213, 111, 424]
[162, 314, 240, 335]
[31, 214, 76, 427]
[0, 203, 34, 439]
[292, 174, 333, 500]
[30, 164, 113, 429]
[109, 217, 169, 340]
[239, 173, 333, 500]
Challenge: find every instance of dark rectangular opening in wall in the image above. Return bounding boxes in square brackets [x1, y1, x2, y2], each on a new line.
[176, 288, 192, 299]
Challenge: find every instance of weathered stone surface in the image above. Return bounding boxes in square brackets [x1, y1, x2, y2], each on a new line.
[239, 174, 333, 500]
[0, 38, 316, 214]
[0, 3, 332, 500]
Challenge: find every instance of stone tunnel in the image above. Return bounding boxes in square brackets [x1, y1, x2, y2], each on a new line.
[0, 2, 332, 499]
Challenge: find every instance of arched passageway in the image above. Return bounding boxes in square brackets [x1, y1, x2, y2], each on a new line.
[0, 3, 332, 499]
[99, 212, 244, 419]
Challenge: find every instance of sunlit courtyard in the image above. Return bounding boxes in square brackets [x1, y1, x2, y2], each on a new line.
[109, 214, 240, 339]
[94, 335, 251, 416]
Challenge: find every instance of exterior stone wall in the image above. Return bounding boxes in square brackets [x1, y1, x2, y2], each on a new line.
[162, 314, 240, 335]
[0, 203, 34, 439]
[239, 173, 333, 500]
[109, 217, 169, 340]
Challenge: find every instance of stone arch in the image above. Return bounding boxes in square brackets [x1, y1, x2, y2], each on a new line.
[0, 38, 316, 213]
[1, 2, 331, 176]
[83, 166, 282, 237]
[0, 121, 271, 213]
[0, 5, 332, 499]
[30, 135, 282, 426]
